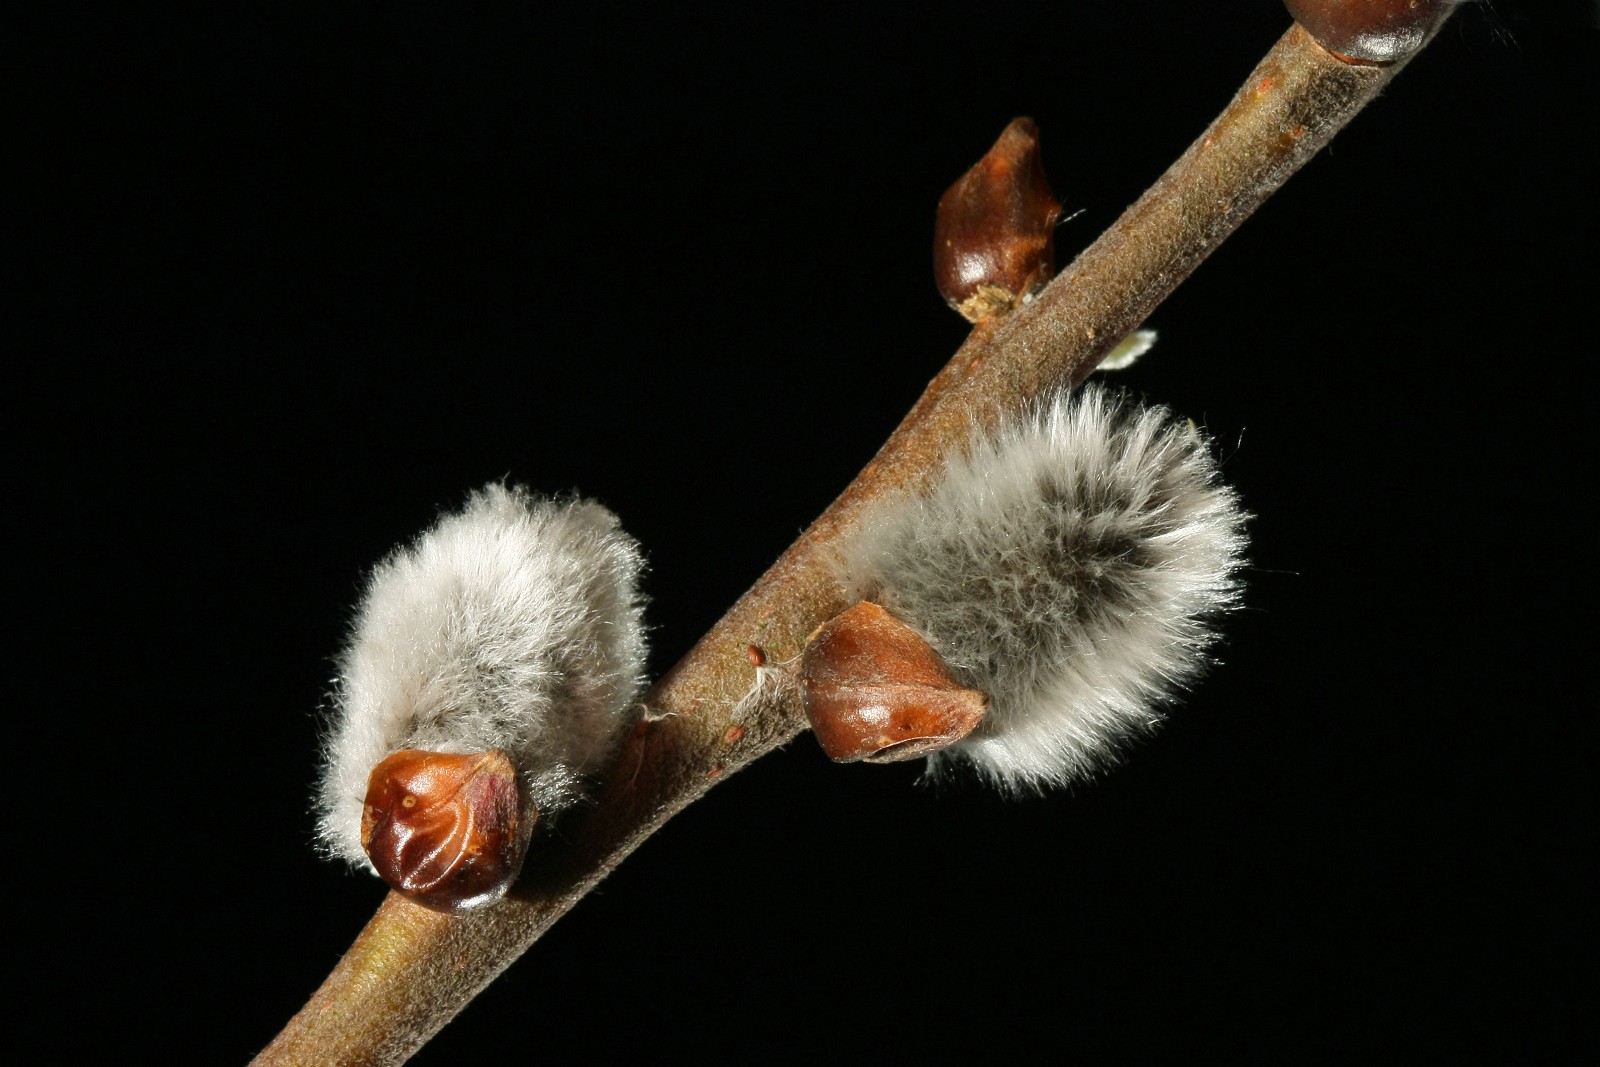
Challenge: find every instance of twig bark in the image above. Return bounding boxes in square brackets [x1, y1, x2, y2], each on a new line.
[255, 20, 1442, 1066]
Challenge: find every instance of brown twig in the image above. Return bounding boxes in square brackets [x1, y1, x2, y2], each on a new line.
[255, 19, 1445, 1066]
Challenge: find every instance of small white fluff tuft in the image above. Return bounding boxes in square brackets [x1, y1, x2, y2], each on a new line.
[1095, 329, 1158, 372]
[316, 484, 648, 866]
[833, 385, 1246, 794]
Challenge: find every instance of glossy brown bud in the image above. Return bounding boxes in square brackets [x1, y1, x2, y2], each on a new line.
[1283, 0, 1451, 64]
[934, 117, 1062, 323]
[360, 748, 531, 914]
[801, 601, 988, 763]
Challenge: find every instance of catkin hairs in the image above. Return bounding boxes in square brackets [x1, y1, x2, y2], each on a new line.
[832, 385, 1247, 793]
[316, 484, 648, 867]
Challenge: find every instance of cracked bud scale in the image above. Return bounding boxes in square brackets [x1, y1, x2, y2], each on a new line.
[935, 117, 1062, 323]
[801, 601, 988, 763]
[360, 748, 532, 914]
[1283, 0, 1452, 64]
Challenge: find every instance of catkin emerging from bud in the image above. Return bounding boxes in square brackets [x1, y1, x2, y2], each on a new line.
[317, 484, 648, 868]
[833, 386, 1247, 793]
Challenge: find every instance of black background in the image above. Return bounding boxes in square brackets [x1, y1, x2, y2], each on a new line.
[15, 2, 1597, 1062]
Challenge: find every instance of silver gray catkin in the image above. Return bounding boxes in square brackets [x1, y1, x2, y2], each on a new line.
[832, 384, 1248, 793]
[317, 378, 1245, 863]
[316, 484, 648, 869]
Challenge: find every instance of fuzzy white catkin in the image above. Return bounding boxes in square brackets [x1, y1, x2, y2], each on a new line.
[833, 385, 1247, 794]
[316, 484, 648, 867]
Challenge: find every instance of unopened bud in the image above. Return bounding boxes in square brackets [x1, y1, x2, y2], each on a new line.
[934, 118, 1062, 323]
[1283, 0, 1452, 65]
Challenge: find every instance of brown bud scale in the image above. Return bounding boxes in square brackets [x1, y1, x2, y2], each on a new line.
[1283, 0, 1450, 64]
[360, 748, 532, 914]
[934, 117, 1062, 323]
[800, 601, 988, 763]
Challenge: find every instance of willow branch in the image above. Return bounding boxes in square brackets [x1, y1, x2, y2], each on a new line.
[256, 20, 1444, 1066]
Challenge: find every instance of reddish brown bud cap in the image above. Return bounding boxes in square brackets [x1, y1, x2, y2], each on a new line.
[801, 601, 988, 763]
[934, 117, 1062, 323]
[1284, 0, 1451, 64]
[360, 749, 531, 914]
